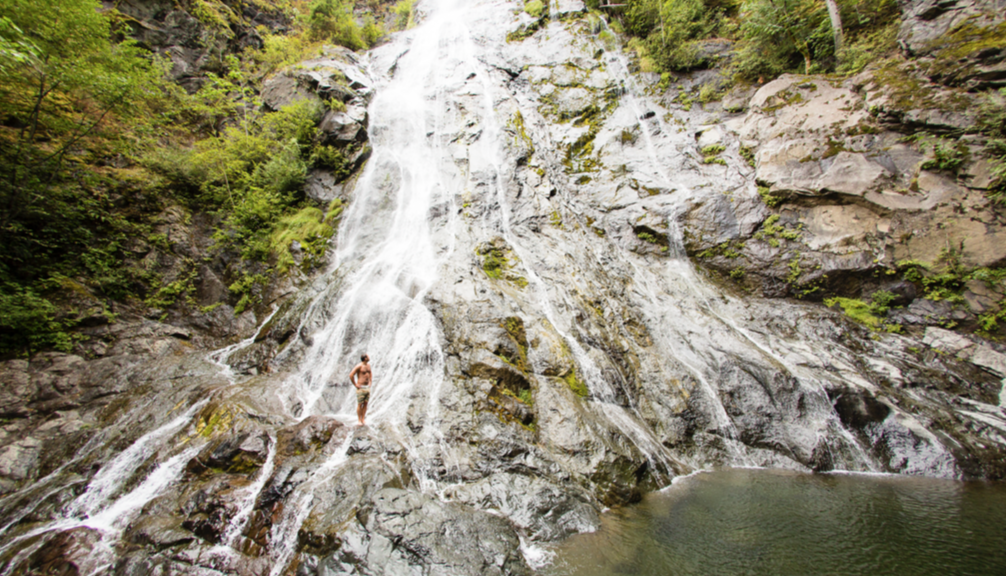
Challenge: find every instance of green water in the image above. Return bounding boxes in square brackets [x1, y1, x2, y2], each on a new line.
[543, 469, 1006, 576]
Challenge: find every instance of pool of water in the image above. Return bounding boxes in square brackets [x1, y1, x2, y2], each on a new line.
[542, 469, 1006, 576]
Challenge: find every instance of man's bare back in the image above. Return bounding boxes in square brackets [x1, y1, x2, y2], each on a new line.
[349, 354, 372, 425]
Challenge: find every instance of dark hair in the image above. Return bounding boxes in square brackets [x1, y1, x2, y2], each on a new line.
[361, 353, 368, 361]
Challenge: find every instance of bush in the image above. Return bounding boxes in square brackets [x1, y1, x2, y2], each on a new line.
[0, 284, 74, 356]
[392, 0, 415, 30]
[306, 0, 368, 50]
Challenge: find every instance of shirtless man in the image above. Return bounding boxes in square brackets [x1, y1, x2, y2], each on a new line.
[349, 354, 373, 425]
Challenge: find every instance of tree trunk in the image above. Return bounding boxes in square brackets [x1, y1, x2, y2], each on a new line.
[824, 0, 844, 54]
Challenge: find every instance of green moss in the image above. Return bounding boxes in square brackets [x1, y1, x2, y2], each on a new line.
[507, 16, 547, 42]
[563, 369, 589, 398]
[196, 405, 234, 438]
[923, 20, 1006, 80]
[786, 256, 802, 284]
[920, 140, 969, 175]
[821, 137, 847, 159]
[698, 83, 724, 104]
[509, 110, 535, 162]
[701, 144, 726, 156]
[754, 214, 802, 247]
[697, 240, 744, 260]
[761, 89, 804, 114]
[674, 90, 695, 111]
[758, 185, 783, 208]
[550, 210, 563, 228]
[478, 241, 528, 289]
[825, 297, 883, 329]
[740, 146, 756, 168]
[482, 249, 507, 279]
[871, 59, 971, 113]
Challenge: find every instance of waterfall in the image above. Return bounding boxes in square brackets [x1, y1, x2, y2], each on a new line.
[0, 1, 987, 574]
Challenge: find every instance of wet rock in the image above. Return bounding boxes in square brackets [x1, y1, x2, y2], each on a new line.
[445, 472, 600, 541]
[319, 104, 369, 147]
[179, 474, 250, 543]
[354, 488, 532, 576]
[14, 527, 102, 576]
[261, 50, 372, 113]
[128, 515, 196, 549]
[554, 0, 586, 16]
[962, 279, 1000, 314]
[299, 455, 403, 555]
[831, 388, 892, 429]
[277, 415, 346, 457]
[187, 430, 272, 475]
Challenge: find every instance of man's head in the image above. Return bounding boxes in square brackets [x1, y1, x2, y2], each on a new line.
[361, 353, 369, 363]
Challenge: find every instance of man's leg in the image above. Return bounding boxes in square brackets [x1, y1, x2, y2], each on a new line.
[357, 401, 364, 424]
[360, 401, 368, 425]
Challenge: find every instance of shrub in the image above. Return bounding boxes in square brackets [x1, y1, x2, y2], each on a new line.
[0, 284, 74, 356]
[525, 0, 546, 18]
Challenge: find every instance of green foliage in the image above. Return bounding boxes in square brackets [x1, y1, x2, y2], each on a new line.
[517, 388, 533, 405]
[835, 19, 900, 74]
[615, 0, 899, 82]
[920, 140, 969, 175]
[0, 0, 381, 355]
[146, 266, 198, 310]
[393, 0, 415, 30]
[306, 0, 369, 50]
[0, 283, 75, 356]
[739, 0, 830, 76]
[270, 207, 334, 273]
[229, 273, 271, 315]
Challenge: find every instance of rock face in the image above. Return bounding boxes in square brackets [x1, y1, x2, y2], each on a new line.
[686, 64, 1005, 329]
[899, 0, 1006, 88]
[2, 1, 1006, 576]
[110, 0, 290, 92]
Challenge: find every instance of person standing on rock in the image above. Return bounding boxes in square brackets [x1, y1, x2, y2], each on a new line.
[349, 353, 373, 426]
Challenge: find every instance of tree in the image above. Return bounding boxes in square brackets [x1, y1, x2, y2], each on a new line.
[740, 0, 830, 74]
[0, 0, 162, 273]
[824, 0, 844, 54]
[0, 0, 159, 259]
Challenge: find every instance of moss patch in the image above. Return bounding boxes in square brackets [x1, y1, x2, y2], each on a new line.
[754, 214, 802, 247]
[478, 239, 528, 288]
[563, 369, 589, 398]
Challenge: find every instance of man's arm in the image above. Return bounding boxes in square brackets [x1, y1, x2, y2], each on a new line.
[349, 363, 360, 388]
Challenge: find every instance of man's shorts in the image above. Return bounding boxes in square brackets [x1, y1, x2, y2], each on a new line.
[356, 386, 371, 405]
